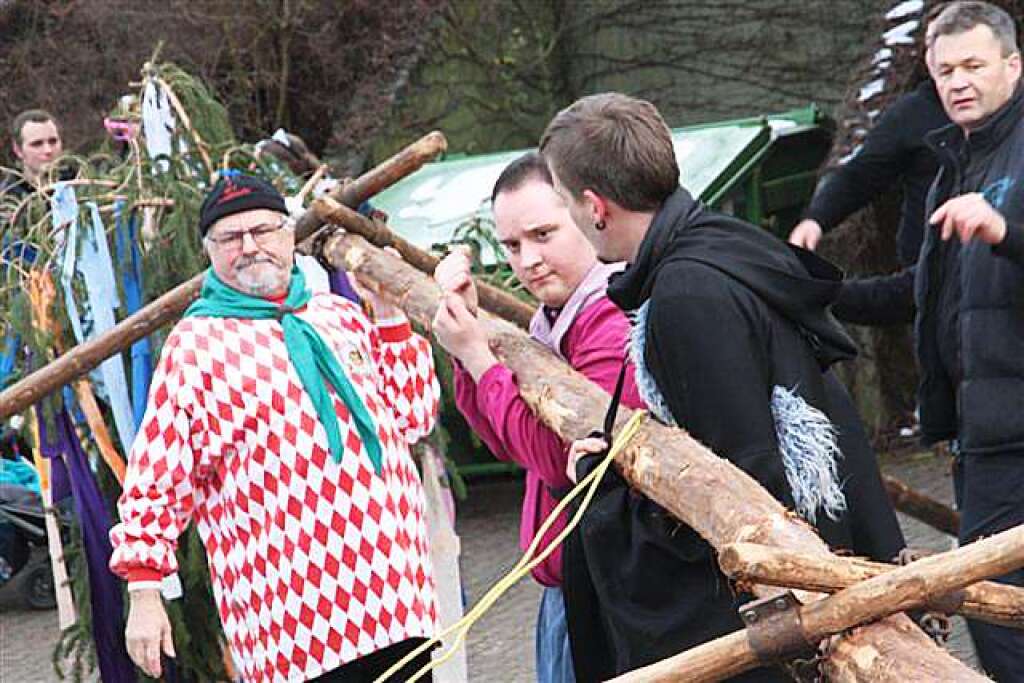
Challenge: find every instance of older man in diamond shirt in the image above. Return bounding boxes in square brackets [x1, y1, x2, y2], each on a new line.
[110, 174, 440, 683]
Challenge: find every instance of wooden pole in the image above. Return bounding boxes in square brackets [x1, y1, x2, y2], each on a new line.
[613, 524, 1024, 682]
[719, 541, 1024, 629]
[321, 231, 982, 682]
[0, 132, 448, 422]
[311, 196, 536, 329]
[883, 474, 960, 537]
[293, 131, 447, 240]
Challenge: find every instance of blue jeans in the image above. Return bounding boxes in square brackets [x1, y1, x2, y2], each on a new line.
[536, 586, 575, 683]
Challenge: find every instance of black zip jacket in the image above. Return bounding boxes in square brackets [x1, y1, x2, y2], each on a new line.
[565, 188, 904, 681]
[916, 83, 1024, 452]
[807, 81, 948, 267]
[806, 82, 947, 326]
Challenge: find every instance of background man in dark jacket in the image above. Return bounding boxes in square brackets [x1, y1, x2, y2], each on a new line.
[540, 92, 904, 680]
[788, 9, 949, 326]
[916, 2, 1024, 679]
[789, 81, 947, 326]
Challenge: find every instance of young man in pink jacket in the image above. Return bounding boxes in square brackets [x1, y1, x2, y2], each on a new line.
[432, 152, 643, 683]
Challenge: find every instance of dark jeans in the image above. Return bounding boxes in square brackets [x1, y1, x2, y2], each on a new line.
[953, 452, 1024, 682]
[308, 638, 431, 683]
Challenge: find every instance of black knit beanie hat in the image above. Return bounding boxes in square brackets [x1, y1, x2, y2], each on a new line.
[199, 173, 288, 236]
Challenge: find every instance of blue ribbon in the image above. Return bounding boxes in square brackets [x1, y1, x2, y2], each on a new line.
[114, 204, 153, 426]
[76, 202, 137, 451]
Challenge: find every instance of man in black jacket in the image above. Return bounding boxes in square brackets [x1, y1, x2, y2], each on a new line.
[788, 10, 949, 326]
[915, 3, 1024, 679]
[540, 93, 904, 680]
[789, 81, 948, 326]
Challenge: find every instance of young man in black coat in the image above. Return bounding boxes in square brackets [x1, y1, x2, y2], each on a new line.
[915, 3, 1024, 679]
[540, 92, 905, 681]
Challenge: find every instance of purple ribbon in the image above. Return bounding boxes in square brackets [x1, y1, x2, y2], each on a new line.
[37, 405, 137, 682]
[329, 267, 360, 304]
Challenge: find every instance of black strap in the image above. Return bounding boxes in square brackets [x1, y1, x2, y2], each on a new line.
[549, 361, 631, 501]
[601, 361, 630, 444]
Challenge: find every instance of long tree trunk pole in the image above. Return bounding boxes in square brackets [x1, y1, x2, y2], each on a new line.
[613, 524, 1024, 682]
[311, 196, 535, 328]
[719, 541, 1024, 629]
[0, 132, 447, 422]
[321, 231, 983, 682]
[883, 474, 960, 537]
[293, 131, 447, 239]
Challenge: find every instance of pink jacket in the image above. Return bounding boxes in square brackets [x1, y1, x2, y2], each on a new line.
[454, 295, 642, 586]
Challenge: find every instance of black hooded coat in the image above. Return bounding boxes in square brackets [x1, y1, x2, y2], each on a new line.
[563, 188, 905, 682]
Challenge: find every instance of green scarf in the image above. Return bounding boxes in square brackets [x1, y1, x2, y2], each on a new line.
[185, 266, 383, 474]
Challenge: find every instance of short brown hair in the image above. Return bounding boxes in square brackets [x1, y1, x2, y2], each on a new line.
[491, 151, 552, 202]
[11, 109, 59, 145]
[539, 93, 679, 212]
[931, 1, 1018, 56]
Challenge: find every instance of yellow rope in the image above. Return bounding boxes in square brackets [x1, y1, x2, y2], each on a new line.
[374, 410, 649, 683]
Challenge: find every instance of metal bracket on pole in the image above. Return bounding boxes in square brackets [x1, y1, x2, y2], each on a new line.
[740, 591, 817, 663]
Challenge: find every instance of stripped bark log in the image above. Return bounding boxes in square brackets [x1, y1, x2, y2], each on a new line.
[322, 231, 983, 682]
[311, 196, 535, 328]
[0, 131, 448, 422]
[293, 131, 447, 240]
[883, 473, 960, 537]
[612, 522, 1024, 682]
[719, 542, 1024, 629]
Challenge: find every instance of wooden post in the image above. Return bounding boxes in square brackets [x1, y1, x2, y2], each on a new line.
[292, 131, 447, 240]
[311, 196, 536, 329]
[883, 474, 960, 537]
[720, 541, 1024, 629]
[613, 524, 1024, 682]
[0, 132, 448, 422]
[421, 443, 468, 682]
[320, 231, 982, 682]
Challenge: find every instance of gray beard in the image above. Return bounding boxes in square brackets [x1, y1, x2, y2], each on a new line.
[234, 262, 289, 297]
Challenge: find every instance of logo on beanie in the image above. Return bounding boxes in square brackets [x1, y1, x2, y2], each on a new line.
[217, 178, 254, 205]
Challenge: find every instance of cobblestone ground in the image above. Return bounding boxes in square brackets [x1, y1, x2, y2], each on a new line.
[0, 451, 985, 682]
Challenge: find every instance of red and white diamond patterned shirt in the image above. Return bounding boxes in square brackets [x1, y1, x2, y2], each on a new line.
[109, 292, 440, 683]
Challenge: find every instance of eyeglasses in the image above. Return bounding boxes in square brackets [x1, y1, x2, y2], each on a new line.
[205, 220, 290, 250]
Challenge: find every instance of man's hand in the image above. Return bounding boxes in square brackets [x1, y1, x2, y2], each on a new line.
[432, 293, 496, 381]
[125, 588, 175, 678]
[433, 247, 479, 315]
[788, 219, 824, 250]
[930, 193, 1008, 245]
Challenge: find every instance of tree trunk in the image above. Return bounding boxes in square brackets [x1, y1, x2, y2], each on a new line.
[720, 542, 1024, 628]
[311, 196, 535, 328]
[883, 474, 960, 537]
[293, 131, 446, 239]
[0, 131, 447, 422]
[321, 230, 983, 682]
[611, 504, 1024, 681]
